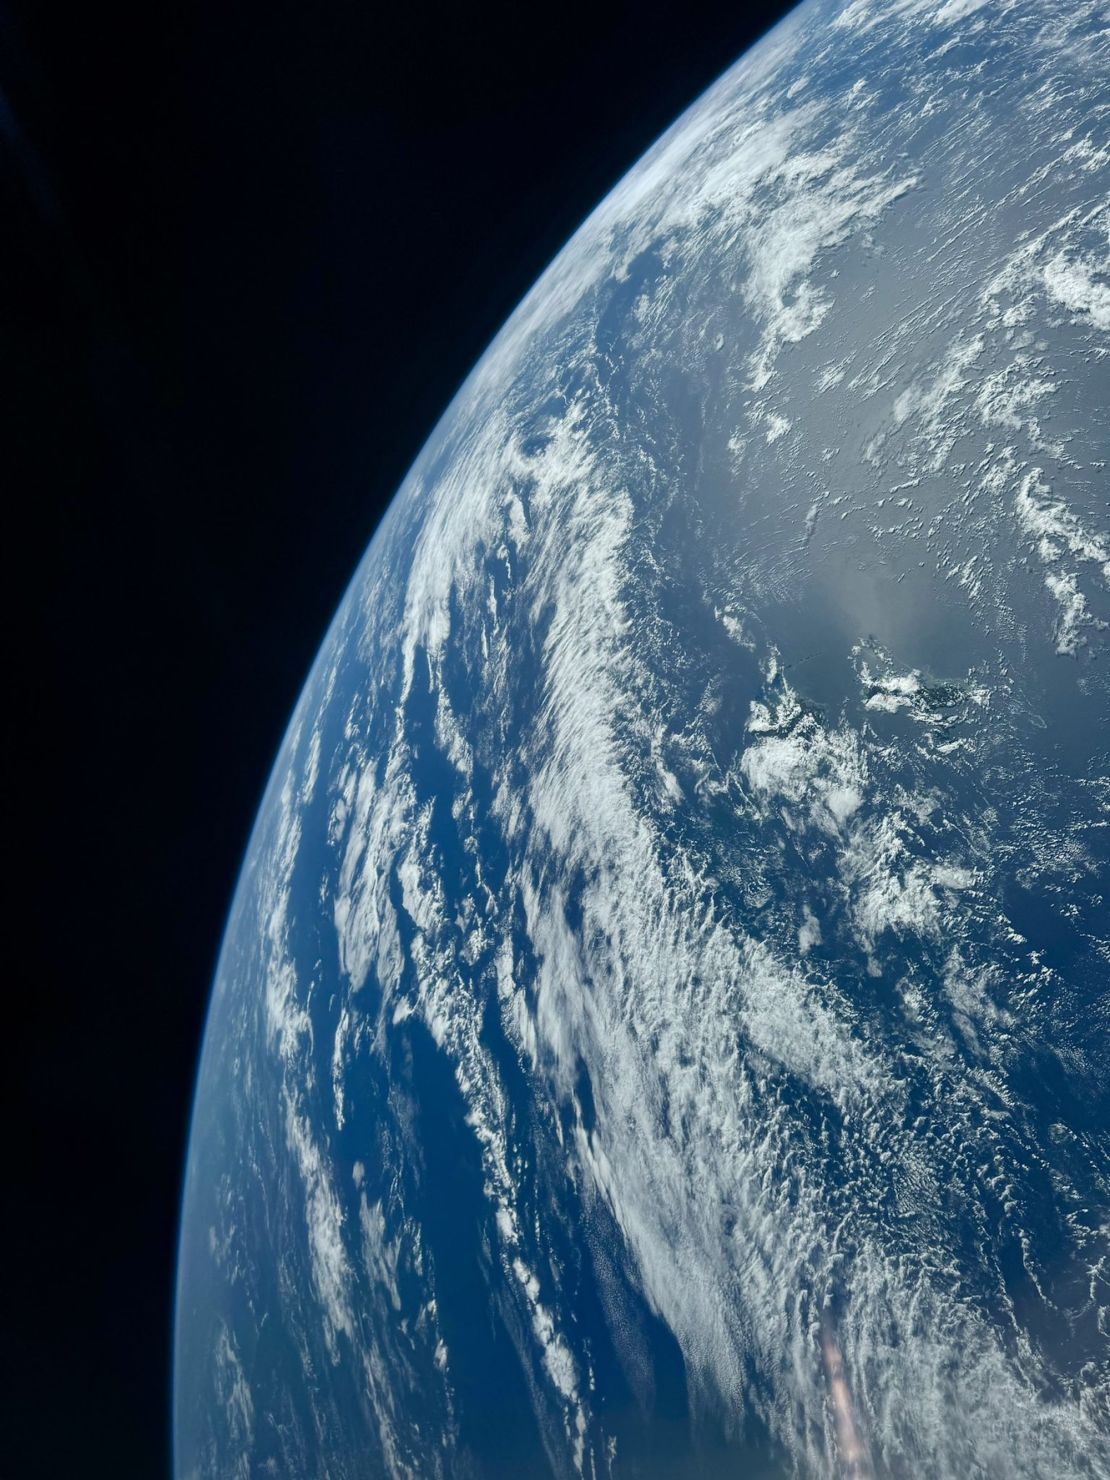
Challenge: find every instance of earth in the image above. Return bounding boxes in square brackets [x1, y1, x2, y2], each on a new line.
[174, 1, 1110, 1475]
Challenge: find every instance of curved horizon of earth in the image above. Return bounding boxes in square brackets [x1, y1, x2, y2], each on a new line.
[175, 1, 1110, 1476]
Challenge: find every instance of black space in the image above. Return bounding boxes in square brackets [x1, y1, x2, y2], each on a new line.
[5, 1, 792, 1473]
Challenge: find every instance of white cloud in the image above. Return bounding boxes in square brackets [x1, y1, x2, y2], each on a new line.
[1042, 251, 1110, 331]
[741, 689, 866, 833]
